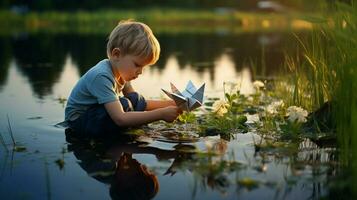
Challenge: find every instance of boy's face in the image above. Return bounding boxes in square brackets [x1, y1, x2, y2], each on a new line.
[112, 49, 150, 82]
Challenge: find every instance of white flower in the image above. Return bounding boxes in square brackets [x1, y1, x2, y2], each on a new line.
[266, 100, 284, 114]
[253, 80, 265, 89]
[266, 104, 278, 114]
[286, 106, 308, 123]
[272, 100, 284, 107]
[217, 107, 228, 116]
[212, 99, 229, 116]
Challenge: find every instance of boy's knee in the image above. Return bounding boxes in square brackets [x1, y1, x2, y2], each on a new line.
[119, 97, 134, 112]
[125, 92, 147, 111]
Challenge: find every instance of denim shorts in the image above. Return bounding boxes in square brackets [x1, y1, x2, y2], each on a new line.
[67, 92, 146, 139]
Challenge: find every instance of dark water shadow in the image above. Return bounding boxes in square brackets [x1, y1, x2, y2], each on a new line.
[66, 133, 197, 200]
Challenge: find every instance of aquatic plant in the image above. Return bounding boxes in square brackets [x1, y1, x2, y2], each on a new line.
[6, 114, 15, 146]
[211, 100, 229, 117]
[177, 111, 197, 124]
[283, 1, 356, 157]
[266, 100, 284, 115]
[5, 115, 26, 152]
[280, 1, 357, 197]
[253, 80, 265, 90]
[286, 106, 308, 123]
[200, 91, 248, 140]
[0, 131, 8, 152]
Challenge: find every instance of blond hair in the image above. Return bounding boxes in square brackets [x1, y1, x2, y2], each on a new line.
[107, 19, 160, 65]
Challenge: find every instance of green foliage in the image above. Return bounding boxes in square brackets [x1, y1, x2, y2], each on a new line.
[279, 121, 303, 140]
[0, 0, 330, 11]
[283, 1, 357, 160]
[126, 128, 146, 136]
[178, 111, 197, 124]
[201, 114, 248, 140]
[199, 90, 249, 140]
[198, 79, 310, 140]
[0, 8, 319, 35]
[278, 2, 357, 197]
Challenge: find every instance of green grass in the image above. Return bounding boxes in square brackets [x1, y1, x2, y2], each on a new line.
[283, 2, 356, 156]
[280, 1, 357, 197]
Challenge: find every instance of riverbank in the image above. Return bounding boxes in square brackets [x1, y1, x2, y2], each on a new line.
[0, 8, 317, 34]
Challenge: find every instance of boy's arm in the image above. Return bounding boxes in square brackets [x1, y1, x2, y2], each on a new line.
[104, 100, 180, 127]
[122, 81, 176, 111]
[146, 100, 176, 111]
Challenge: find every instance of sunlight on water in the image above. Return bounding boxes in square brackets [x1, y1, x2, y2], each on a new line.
[25, 52, 258, 101]
[133, 53, 255, 98]
[52, 55, 80, 99]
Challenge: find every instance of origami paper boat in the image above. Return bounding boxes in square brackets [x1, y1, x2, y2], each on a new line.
[162, 81, 205, 112]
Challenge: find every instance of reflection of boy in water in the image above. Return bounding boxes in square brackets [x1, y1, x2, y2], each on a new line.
[110, 153, 159, 200]
[70, 142, 181, 200]
[69, 138, 227, 199]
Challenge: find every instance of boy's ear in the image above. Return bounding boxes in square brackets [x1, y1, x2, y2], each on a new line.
[111, 48, 121, 59]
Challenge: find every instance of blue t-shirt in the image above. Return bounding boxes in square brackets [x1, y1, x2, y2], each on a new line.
[65, 59, 125, 121]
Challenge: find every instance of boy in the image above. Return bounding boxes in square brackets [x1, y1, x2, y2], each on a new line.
[64, 20, 181, 138]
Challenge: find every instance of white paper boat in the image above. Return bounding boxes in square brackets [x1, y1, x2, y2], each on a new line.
[162, 81, 205, 112]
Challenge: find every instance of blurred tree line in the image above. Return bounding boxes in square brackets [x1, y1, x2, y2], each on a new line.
[0, 32, 302, 98]
[0, 0, 353, 12]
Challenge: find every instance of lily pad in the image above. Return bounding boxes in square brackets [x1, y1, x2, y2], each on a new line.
[237, 178, 260, 190]
[14, 146, 27, 152]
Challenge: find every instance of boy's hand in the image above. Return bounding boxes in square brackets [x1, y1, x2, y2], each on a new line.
[169, 99, 177, 106]
[160, 106, 182, 122]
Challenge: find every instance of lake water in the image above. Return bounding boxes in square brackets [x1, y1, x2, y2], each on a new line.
[0, 31, 336, 199]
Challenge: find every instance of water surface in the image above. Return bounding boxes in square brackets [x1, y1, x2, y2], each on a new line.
[0, 31, 335, 199]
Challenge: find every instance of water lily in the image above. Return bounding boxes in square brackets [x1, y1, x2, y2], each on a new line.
[266, 100, 284, 114]
[286, 106, 308, 123]
[266, 105, 277, 114]
[253, 80, 265, 89]
[212, 99, 229, 116]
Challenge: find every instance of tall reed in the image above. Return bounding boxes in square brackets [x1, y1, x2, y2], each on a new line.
[283, 1, 356, 196]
